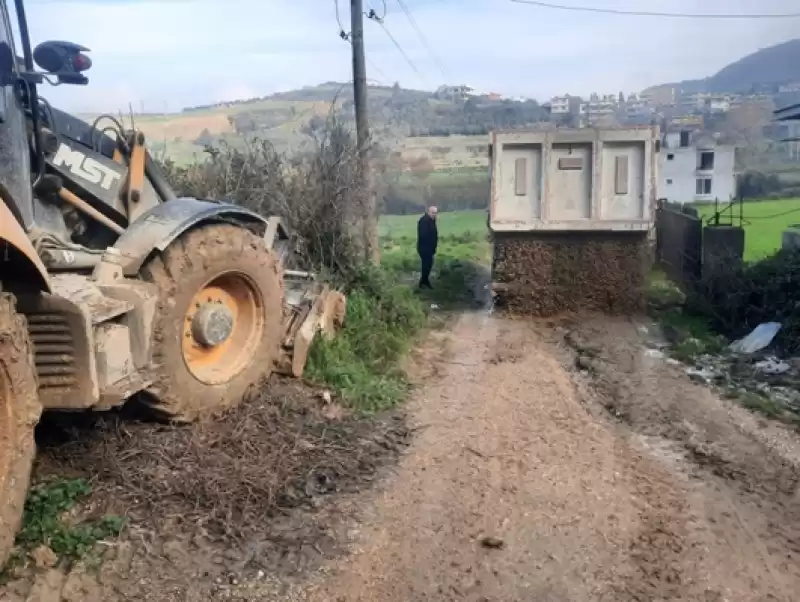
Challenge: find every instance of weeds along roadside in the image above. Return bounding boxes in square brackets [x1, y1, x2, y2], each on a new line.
[646, 255, 800, 424]
[305, 264, 429, 414]
[304, 224, 492, 414]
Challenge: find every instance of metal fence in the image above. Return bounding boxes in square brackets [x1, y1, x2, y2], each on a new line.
[655, 201, 746, 291]
[655, 202, 702, 290]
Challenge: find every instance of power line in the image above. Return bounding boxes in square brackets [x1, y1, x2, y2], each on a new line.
[368, 0, 387, 20]
[366, 56, 389, 82]
[394, 0, 448, 79]
[509, 0, 800, 19]
[334, 0, 347, 34]
[335, 0, 389, 80]
[369, 14, 428, 86]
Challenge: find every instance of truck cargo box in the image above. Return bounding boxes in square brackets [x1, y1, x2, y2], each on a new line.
[489, 126, 659, 233]
[488, 126, 659, 316]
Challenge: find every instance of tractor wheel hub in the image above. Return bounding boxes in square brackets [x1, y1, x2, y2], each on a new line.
[191, 303, 234, 347]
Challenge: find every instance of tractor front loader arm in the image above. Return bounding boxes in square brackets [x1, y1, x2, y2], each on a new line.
[276, 270, 347, 378]
[259, 217, 347, 378]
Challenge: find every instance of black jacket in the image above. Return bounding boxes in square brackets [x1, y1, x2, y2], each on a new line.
[417, 214, 438, 256]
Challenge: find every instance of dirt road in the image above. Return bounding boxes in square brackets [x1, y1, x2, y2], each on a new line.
[7, 311, 800, 601]
[299, 312, 800, 602]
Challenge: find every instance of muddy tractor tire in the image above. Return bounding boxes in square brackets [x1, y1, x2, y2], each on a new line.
[140, 224, 284, 421]
[0, 294, 42, 567]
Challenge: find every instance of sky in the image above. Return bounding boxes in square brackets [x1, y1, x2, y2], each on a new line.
[8, 0, 800, 113]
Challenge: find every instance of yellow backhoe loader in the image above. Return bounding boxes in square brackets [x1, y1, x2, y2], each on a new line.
[0, 0, 345, 564]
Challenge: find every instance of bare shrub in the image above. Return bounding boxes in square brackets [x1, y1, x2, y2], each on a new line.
[687, 248, 800, 353]
[160, 116, 368, 280]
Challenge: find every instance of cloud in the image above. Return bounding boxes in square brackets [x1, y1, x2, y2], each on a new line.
[10, 0, 799, 112]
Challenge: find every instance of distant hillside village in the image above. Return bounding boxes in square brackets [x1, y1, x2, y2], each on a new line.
[540, 83, 800, 204]
[547, 85, 800, 127]
[156, 38, 800, 209]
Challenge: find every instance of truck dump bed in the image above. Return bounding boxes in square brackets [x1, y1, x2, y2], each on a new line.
[490, 126, 659, 233]
[488, 126, 660, 316]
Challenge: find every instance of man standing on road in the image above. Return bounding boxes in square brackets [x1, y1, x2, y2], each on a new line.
[417, 205, 438, 289]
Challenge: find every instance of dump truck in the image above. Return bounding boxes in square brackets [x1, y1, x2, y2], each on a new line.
[0, 0, 345, 564]
[488, 126, 659, 315]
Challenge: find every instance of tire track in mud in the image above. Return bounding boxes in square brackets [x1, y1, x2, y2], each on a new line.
[299, 314, 717, 602]
[559, 316, 800, 601]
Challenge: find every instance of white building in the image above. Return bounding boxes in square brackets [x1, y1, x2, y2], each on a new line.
[708, 98, 731, 113]
[659, 132, 736, 204]
[625, 94, 651, 121]
[578, 94, 617, 124]
[579, 94, 617, 114]
[435, 84, 475, 100]
[550, 95, 571, 114]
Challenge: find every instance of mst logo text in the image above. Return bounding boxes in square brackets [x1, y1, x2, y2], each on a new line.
[52, 143, 122, 191]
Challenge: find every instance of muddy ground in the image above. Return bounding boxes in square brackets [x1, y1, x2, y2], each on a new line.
[5, 310, 800, 601]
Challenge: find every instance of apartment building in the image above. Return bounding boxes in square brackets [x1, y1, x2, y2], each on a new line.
[659, 132, 736, 204]
[550, 96, 571, 114]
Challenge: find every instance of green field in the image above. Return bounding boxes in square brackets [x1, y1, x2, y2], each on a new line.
[379, 198, 800, 269]
[380, 210, 485, 239]
[379, 210, 489, 277]
[694, 198, 800, 261]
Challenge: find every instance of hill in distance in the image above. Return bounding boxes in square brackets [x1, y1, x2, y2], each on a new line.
[647, 38, 800, 96]
[82, 38, 798, 167]
[86, 82, 545, 167]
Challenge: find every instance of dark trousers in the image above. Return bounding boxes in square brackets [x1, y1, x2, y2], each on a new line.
[418, 252, 434, 288]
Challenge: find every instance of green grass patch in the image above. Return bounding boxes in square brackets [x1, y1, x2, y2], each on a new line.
[305, 266, 428, 413]
[379, 210, 486, 239]
[656, 307, 726, 364]
[379, 211, 490, 280]
[380, 227, 491, 310]
[693, 198, 800, 261]
[646, 267, 719, 363]
[647, 267, 686, 309]
[380, 230, 490, 271]
[305, 211, 491, 412]
[11, 478, 124, 567]
[737, 391, 785, 419]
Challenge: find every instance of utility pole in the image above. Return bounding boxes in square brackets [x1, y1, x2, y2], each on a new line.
[350, 0, 379, 262]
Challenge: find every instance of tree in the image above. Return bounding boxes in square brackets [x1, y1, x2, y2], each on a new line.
[195, 128, 214, 146]
[718, 103, 772, 169]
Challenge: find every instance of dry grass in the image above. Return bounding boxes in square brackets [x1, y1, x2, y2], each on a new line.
[34, 381, 409, 542]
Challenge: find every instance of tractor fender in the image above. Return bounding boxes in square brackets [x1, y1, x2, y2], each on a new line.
[113, 197, 269, 276]
[0, 199, 50, 292]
